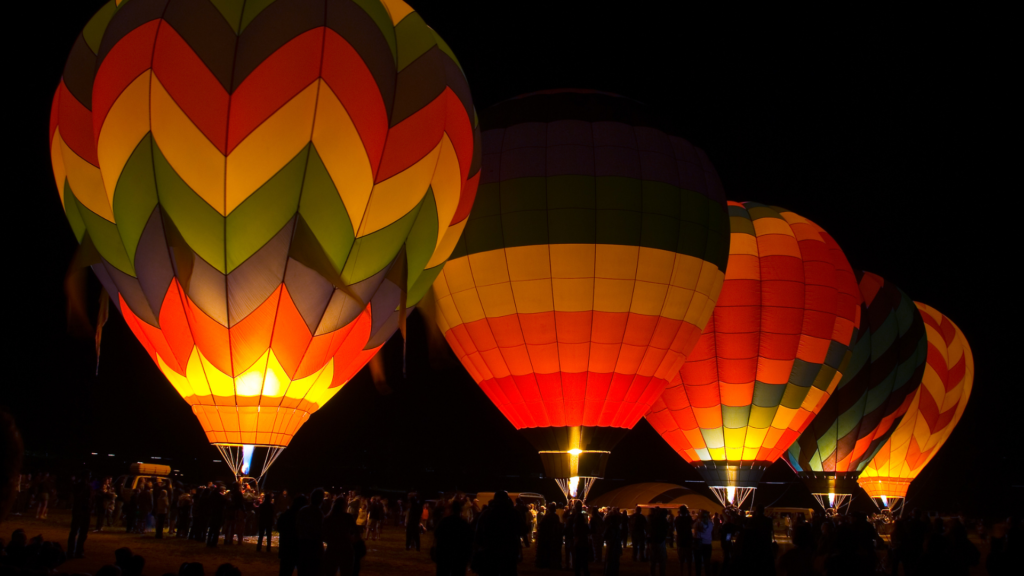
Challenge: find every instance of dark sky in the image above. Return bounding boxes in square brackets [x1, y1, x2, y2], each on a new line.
[6, 2, 1015, 514]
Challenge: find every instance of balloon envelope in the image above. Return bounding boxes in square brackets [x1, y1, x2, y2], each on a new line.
[646, 202, 861, 492]
[858, 303, 974, 500]
[50, 0, 479, 448]
[432, 91, 731, 485]
[783, 270, 928, 500]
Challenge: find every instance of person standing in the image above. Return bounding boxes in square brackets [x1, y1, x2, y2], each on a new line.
[590, 507, 606, 563]
[433, 499, 474, 576]
[124, 488, 139, 534]
[137, 483, 154, 533]
[190, 486, 209, 541]
[176, 489, 193, 537]
[296, 488, 326, 576]
[571, 502, 591, 576]
[277, 494, 306, 576]
[604, 509, 623, 576]
[693, 511, 713, 576]
[648, 508, 669, 576]
[366, 496, 383, 541]
[631, 507, 648, 562]
[257, 492, 276, 552]
[515, 498, 531, 548]
[674, 506, 693, 576]
[322, 497, 356, 576]
[207, 484, 226, 547]
[67, 473, 92, 558]
[536, 506, 563, 569]
[93, 477, 109, 532]
[473, 491, 523, 576]
[154, 489, 170, 538]
[406, 492, 424, 552]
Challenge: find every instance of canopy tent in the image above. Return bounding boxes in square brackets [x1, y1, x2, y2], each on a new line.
[589, 482, 722, 514]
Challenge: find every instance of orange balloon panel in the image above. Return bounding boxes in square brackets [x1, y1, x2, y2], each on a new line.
[858, 303, 974, 499]
[646, 202, 861, 485]
[119, 279, 382, 446]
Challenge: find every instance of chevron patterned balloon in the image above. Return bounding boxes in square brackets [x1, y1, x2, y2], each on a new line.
[857, 303, 974, 501]
[783, 270, 928, 506]
[49, 0, 480, 449]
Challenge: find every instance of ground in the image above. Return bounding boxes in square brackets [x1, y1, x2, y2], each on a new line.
[1, 512, 989, 575]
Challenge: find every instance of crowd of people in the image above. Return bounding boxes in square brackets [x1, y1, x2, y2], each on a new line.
[5, 471, 1024, 575]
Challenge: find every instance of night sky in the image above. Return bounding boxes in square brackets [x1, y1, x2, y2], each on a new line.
[6, 2, 1015, 515]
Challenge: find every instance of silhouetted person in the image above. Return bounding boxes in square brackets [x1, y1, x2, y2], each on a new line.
[114, 546, 133, 573]
[67, 472, 92, 558]
[206, 485, 226, 547]
[407, 492, 425, 551]
[570, 501, 590, 576]
[473, 491, 524, 576]
[434, 500, 474, 576]
[176, 490, 193, 537]
[693, 511, 713, 576]
[155, 489, 170, 538]
[214, 563, 241, 576]
[778, 523, 815, 576]
[648, 507, 669, 576]
[603, 509, 623, 576]
[138, 484, 154, 533]
[296, 488, 326, 576]
[124, 489, 139, 534]
[224, 483, 245, 546]
[536, 505, 563, 569]
[125, 554, 146, 576]
[257, 492, 276, 552]
[515, 498, 531, 548]
[278, 494, 307, 576]
[674, 506, 693, 576]
[322, 498, 357, 576]
[590, 508, 605, 563]
[631, 507, 647, 561]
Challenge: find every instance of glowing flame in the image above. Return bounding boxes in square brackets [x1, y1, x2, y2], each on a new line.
[726, 486, 736, 504]
[828, 492, 836, 508]
[568, 448, 582, 456]
[569, 476, 580, 498]
[241, 444, 255, 476]
[881, 495, 889, 507]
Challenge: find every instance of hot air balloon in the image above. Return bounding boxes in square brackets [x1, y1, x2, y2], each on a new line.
[783, 271, 927, 512]
[50, 0, 480, 479]
[857, 303, 973, 514]
[645, 202, 860, 508]
[431, 90, 731, 501]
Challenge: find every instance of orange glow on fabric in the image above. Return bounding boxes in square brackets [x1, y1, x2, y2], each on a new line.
[50, 0, 480, 451]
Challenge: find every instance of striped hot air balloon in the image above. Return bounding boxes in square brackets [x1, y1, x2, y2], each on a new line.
[645, 202, 861, 507]
[783, 271, 928, 511]
[432, 91, 731, 501]
[857, 303, 974, 511]
[50, 0, 480, 477]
